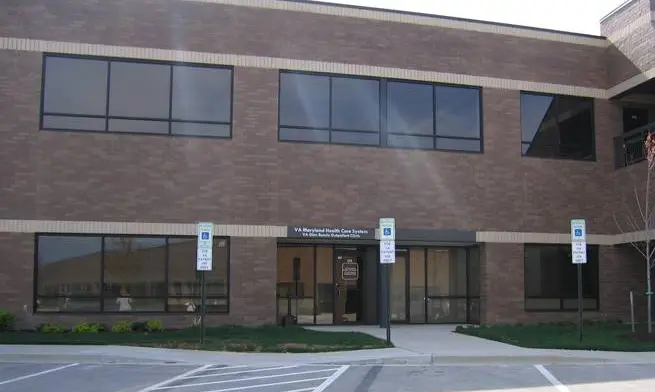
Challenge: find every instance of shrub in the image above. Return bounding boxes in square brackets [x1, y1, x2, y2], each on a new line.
[145, 319, 164, 332]
[132, 321, 147, 332]
[72, 321, 102, 333]
[40, 323, 66, 333]
[111, 320, 133, 333]
[0, 309, 16, 332]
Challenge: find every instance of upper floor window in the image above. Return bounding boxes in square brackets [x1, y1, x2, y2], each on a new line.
[41, 54, 233, 138]
[520, 92, 595, 161]
[278, 71, 482, 152]
[279, 73, 381, 146]
[387, 81, 481, 152]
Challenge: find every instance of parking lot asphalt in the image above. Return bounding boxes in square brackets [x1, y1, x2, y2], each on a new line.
[2, 361, 655, 391]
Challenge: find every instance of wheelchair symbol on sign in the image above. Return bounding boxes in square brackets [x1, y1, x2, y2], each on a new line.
[574, 229, 582, 237]
[201, 232, 210, 240]
[383, 228, 391, 236]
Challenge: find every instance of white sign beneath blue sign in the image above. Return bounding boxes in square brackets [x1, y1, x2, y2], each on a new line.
[196, 222, 214, 271]
[570, 218, 587, 264]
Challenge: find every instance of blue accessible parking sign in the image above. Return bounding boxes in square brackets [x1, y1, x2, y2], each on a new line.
[201, 232, 210, 240]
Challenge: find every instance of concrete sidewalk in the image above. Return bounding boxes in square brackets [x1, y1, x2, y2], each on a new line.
[3, 325, 655, 366]
[308, 324, 655, 364]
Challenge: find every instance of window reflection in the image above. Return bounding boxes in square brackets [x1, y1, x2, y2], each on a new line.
[521, 92, 595, 160]
[109, 61, 171, 119]
[331, 77, 380, 132]
[35, 235, 230, 313]
[435, 85, 481, 139]
[524, 244, 599, 311]
[40, 55, 233, 138]
[279, 73, 330, 129]
[387, 81, 434, 136]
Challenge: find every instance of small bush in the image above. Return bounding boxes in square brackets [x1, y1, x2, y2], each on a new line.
[40, 323, 66, 333]
[111, 320, 133, 333]
[145, 319, 164, 332]
[72, 322, 102, 333]
[0, 309, 16, 332]
[132, 321, 147, 332]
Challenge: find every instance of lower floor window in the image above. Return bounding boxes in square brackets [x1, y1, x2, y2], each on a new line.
[524, 243, 599, 311]
[35, 234, 229, 313]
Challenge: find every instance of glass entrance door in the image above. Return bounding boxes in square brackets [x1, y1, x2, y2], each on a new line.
[389, 249, 407, 322]
[333, 248, 363, 324]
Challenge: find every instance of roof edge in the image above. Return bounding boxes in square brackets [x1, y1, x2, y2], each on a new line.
[286, 0, 606, 40]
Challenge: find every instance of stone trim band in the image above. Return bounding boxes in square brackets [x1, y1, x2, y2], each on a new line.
[0, 37, 608, 98]
[0, 219, 647, 245]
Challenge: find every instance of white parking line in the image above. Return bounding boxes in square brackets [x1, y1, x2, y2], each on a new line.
[534, 364, 570, 392]
[313, 365, 349, 392]
[0, 363, 79, 386]
[137, 364, 214, 392]
[200, 377, 329, 392]
[183, 366, 298, 379]
[154, 368, 339, 390]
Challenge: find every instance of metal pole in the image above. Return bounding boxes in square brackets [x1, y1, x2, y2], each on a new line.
[200, 271, 206, 344]
[386, 263, 391, 346]
[577, 263, 583, 342]
[630, 291, 635, 333]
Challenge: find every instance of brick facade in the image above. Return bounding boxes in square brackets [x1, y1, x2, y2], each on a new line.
[0, 0, 653, 328]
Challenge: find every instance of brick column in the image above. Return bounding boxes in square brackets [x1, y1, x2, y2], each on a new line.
[480, 242, 524, 324]
[226, 237, 277, 325]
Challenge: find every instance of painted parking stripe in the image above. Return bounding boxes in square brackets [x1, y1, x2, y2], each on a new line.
[198, 377, 329, 392]
[534, 364, 570, 392]
[137, 364, 213, 392]
[183, 365, 298, 379]
[0, 363, 79, 386]
[154, 368, 340, 389]
[314, 365, 350, 392]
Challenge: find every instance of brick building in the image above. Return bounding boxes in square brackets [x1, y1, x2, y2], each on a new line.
[1, 0, 654, 328]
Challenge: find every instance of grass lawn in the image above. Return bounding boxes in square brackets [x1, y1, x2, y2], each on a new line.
[455, 322, 655, 352]
[0, 325, 389, 353]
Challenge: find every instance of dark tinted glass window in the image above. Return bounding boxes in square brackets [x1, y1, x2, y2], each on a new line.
[435, 86, 481, 139]
[35, 235, 230, 313]
[171, 65, 232, 123]
[521, 92, 595, 160]
[524, 244, 599, 311]
[331, 77, 380, 132]
[40, 55, 232, 138]
[387, 81, 434, 136]
[36, 236, 102, 312]
[279, 73, 330, 129]
[109, 61, 170, 119]
[278, 71, 482, 152]
[43, 57, 108, 116]
[278, 72, 380, 146]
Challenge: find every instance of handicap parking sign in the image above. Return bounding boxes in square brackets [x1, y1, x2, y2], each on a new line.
[574, 228, 582, 237]
[383, 228, 391, 236]
[201, 232, 210, 240]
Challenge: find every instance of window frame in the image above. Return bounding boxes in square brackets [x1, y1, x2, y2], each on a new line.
[523, 243, 600, 312]
[33, 233, 230, 314]
[277, 70, 383, 148]
[277, 70, 484, 153]
[519, 91, 596, 162]
[39, 53, 234, 140]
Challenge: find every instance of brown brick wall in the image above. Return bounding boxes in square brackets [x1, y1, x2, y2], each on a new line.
[602, 0, 655, 87]
[0, 0, 607, 88]
[480, 243, 646, 324]
[0, 50, 626, 234]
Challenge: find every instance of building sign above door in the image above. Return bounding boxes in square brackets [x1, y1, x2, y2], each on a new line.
[287, 226, 374, 240]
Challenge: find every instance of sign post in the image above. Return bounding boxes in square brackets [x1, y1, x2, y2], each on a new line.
[379, 218, 395, 346]
[571, 218, 587, 342]
[196, 222, 214, 345]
